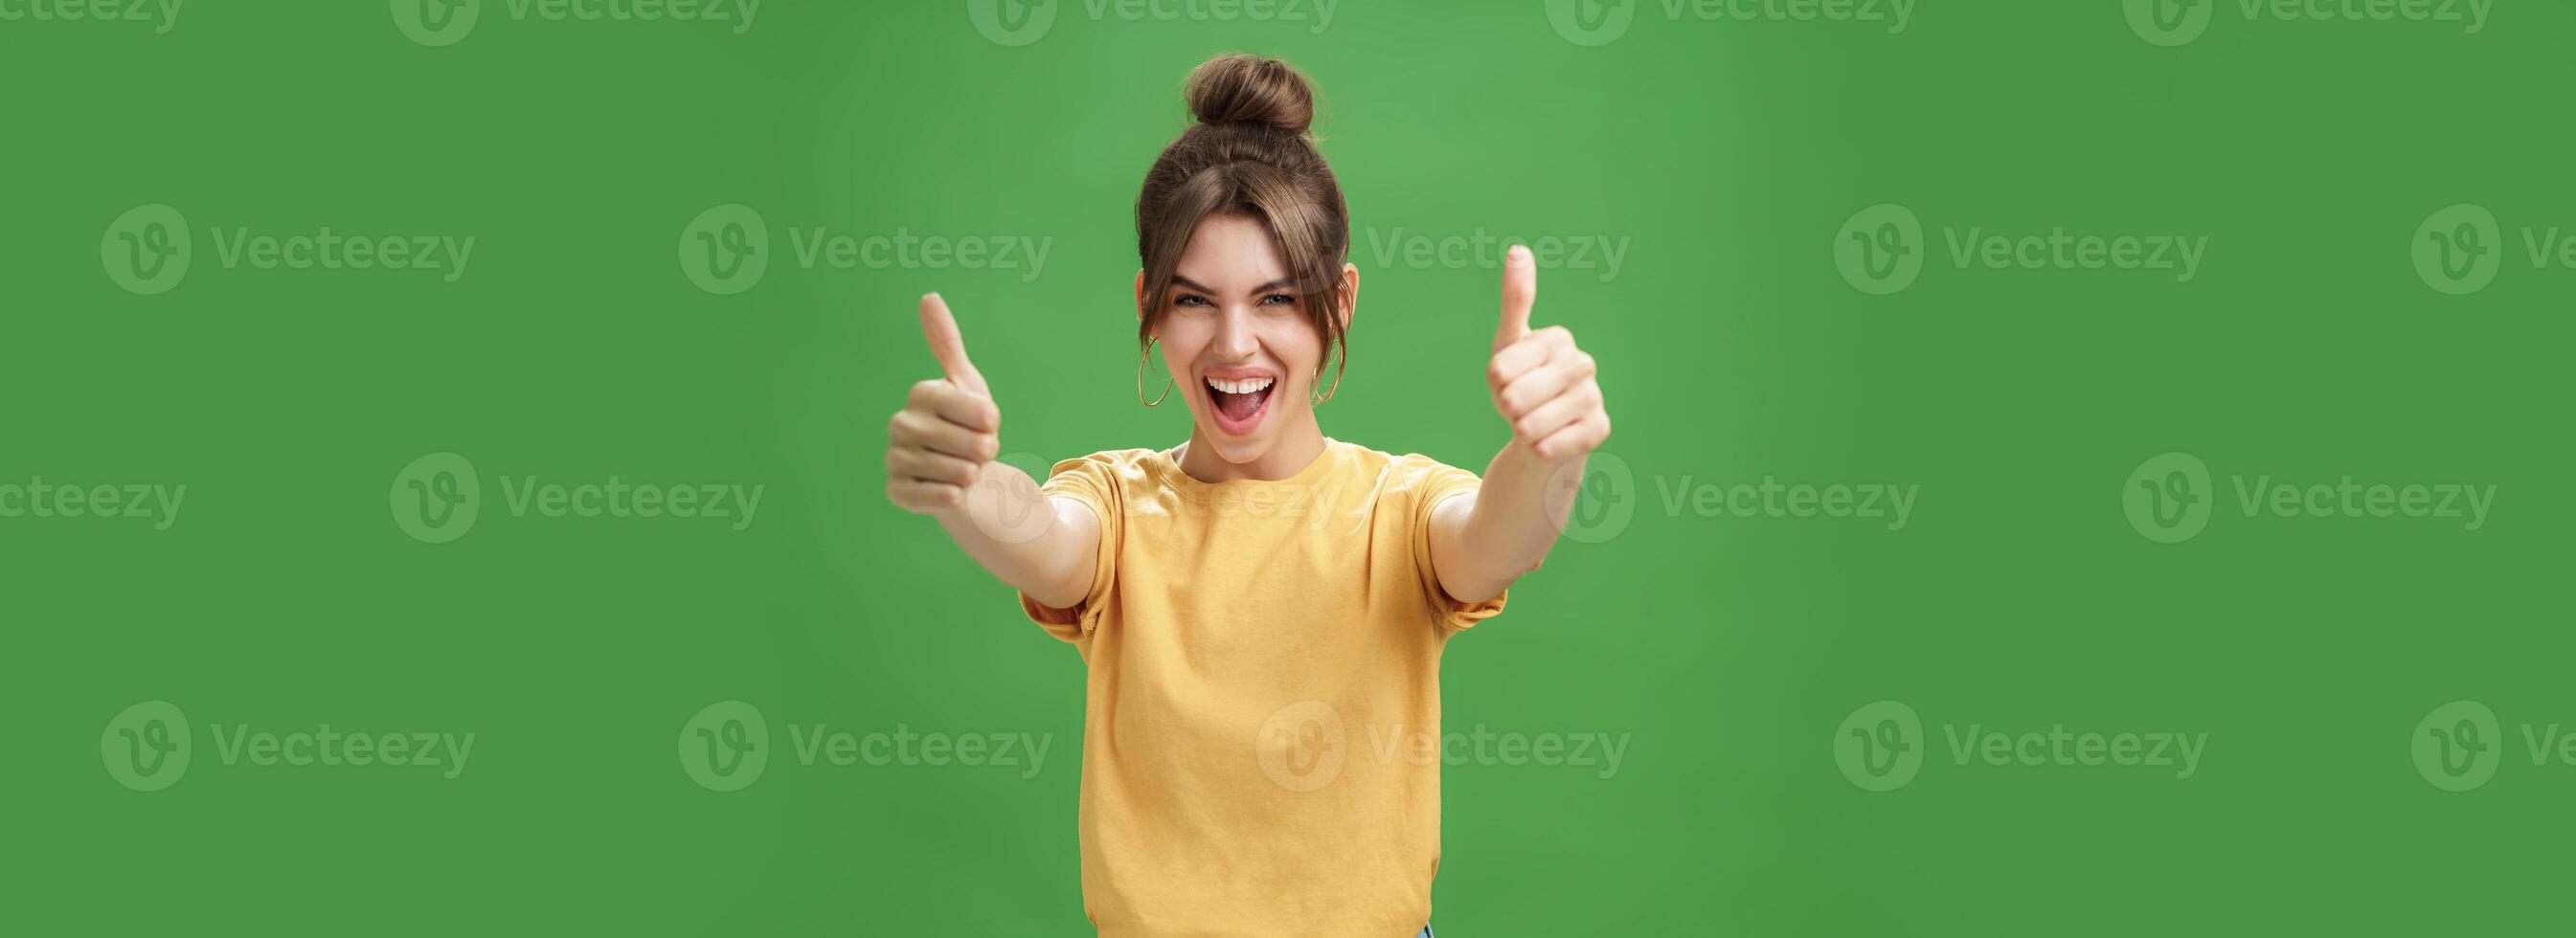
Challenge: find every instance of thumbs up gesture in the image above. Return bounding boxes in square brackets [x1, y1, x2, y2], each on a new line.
[887, 293, 1005, 514]
[1487, 245, 1610, 463]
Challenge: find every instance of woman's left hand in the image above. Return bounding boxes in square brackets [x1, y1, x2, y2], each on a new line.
[1485, 245, 1611, 463]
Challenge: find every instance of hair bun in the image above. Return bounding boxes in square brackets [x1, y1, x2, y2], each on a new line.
[1185, 53, 1315, 134]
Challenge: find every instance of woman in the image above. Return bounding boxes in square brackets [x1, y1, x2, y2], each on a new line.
[885, 53, 1610, 937]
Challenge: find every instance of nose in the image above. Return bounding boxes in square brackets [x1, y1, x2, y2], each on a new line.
[1209, 302, 1259, 362]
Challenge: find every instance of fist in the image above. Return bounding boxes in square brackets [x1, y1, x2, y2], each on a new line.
[887, 293, 1003, 514]
[1487, 245, 1610, 463]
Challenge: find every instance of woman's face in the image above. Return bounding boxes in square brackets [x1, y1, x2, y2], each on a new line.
[1143, 212, 1348, 466]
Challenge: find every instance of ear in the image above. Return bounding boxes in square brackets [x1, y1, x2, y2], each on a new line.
[1338, 262, 1359, 330]
[1133, 269, 1148, 325]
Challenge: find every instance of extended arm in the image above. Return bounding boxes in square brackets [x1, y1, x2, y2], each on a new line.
[888, 293, 1102, 609]
[1430, 247, 1612, 603]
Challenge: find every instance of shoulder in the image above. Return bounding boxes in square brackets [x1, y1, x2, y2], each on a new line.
[1044, 448, 1159, 479]
[1328, 440, 1480, 498]
[1035, 448, 1163, 506]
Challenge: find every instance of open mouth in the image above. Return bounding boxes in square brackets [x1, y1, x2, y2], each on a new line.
[1203, 370, 1276, 436]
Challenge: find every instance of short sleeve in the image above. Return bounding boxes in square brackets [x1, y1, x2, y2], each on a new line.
[1018, 454, 1121, 642]
[1409, 458, 1506, 634]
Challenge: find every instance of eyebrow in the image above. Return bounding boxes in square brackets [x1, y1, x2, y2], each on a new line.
[1171, 275, 1299, 296]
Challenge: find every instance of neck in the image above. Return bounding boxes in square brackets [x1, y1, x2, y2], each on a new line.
[1175, 409, 1326, 482]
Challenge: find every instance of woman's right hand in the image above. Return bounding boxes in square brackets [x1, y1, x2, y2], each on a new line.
[885, 292, 1097, 609]
[886, 292, 1002, 515]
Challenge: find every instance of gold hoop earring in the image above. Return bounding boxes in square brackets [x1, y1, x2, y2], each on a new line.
[1312, 351, 1344, 406]
[1136, 339, 1172, 407]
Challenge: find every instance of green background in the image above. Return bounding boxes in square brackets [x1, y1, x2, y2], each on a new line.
[7, 0, 2570, 933]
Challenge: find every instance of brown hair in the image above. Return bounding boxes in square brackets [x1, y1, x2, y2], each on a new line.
[1135, 53, 1350, 391]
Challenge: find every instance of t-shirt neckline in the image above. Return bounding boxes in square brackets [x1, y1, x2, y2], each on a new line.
[1147, 436, 1343, 493]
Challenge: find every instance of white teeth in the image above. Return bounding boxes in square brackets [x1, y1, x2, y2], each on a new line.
[1207, 377, 1274, 395]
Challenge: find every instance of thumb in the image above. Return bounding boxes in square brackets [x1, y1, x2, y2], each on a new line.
[917, 292, 990, 396]
[1495, 244, 1536, 353]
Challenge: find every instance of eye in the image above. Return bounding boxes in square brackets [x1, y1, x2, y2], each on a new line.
[1172, 293, 1212, 309]
[1258, 293, 1299, 308]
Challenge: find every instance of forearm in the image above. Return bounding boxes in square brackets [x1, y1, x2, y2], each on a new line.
[1436, 442, 1581, 603]
[932, 461, 1098, 609]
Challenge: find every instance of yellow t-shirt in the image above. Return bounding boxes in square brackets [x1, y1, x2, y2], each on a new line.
[1021, 438, 1505, 937]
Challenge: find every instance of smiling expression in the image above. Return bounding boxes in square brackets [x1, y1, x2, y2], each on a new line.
[1139, 212, 1354, 473]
